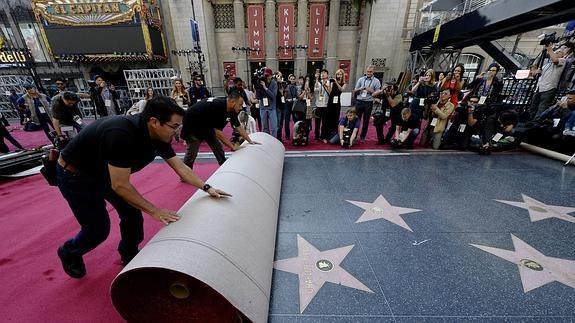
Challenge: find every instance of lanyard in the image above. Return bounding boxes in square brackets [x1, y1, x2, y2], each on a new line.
[362, 77, 373, 89]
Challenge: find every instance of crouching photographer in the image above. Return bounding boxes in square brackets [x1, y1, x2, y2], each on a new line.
[390, 108, 419, 149]
[329, 108, 360, 148]
[469, 108, 519, 155]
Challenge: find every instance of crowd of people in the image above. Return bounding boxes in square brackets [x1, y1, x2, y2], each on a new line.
[1, 40, 573, 279]
[1, 39, 574, 156]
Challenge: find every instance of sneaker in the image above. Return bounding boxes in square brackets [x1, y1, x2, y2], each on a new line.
[57, 245, 86, 279]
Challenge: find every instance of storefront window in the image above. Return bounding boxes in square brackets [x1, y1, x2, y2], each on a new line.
[18, 23, 49, 62]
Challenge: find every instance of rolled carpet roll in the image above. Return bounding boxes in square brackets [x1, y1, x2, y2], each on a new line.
[111, 132, 284, 323]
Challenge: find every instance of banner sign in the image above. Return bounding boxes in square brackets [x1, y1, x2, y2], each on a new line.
[277, 4, 295, 60]
[32, 0, 138, 27]
[191, 19, 201, 51]
[308, 4, 326, 59]
[247, 5, 265, 60]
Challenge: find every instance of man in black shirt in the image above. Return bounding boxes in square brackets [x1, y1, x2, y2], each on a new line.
[51, 91, 84, 141]
[56, 96, 230, 279]
[181, 91, 259, 169]
[391, 108, 420, 149]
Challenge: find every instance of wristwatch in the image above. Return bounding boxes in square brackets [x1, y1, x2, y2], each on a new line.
[202, 183, 212, 192]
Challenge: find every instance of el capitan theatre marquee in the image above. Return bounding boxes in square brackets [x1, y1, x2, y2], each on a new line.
[31, 0, 167, 62]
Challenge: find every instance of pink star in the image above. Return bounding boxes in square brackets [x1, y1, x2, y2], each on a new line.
[347, 195, 421, 232]
[471, 234, 575, 292]
[495, 194, 575, 223]
[273, 235, 374, 313]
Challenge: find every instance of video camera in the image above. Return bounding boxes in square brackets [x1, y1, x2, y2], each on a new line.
[539, 32, 558, 46]
[424, 91, 439, 106]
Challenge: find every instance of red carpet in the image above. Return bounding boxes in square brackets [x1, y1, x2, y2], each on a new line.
[0, 162, 218, 322]
[3, 116, 423, 153]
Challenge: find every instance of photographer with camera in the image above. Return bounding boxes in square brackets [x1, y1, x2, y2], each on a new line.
[409, 69, 436, 122]
[428, 89, 455, 149]
[372, 83, 403, 145]
[529, 40, 574, 119]
[390, 108, 419, 149]
[329, 108, 360, 148]
[470, 109, 519, 155]
[255, 67, 278, 137]
[353, 66, 381, 143]
[51, 91, 84, 149]
[314, 69, 331, 141]
[464, 63, 503, 106]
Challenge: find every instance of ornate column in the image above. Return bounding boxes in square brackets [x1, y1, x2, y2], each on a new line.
[354, 1, 372, 81]
[295, 0, 307, 77]
[233, 0, 249, 82]
[325, 0, 340, 74]
[264, 0, 278, 71]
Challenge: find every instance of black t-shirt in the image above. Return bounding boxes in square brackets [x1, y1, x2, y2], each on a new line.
[180, 98, 240, 140]
[61, 114, 175, 183]
[52, 96, 81, 125]
[399, 115, 419, 132]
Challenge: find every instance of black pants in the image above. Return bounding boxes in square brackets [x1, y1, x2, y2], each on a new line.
[251, 108, 262, 131]
[183, 135, 226, 169]
[56, 164, 143, 259]
[356, 100, 373, 139]
[0, 125, 24, 153]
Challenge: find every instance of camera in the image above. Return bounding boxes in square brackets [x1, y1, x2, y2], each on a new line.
[539, 32, 558, 46]
[341, 129, 352, 148]
[424, 92, 439, 105]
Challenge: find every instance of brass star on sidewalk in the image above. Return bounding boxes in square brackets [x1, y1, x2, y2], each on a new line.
[347, 195, 421, 232]
[273, 235, 374, 313]
[471, 234, 575, 292]
[495, 194, 575, 223]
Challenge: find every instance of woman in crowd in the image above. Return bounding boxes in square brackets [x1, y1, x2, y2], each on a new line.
[126, 87, 155, 115]
[248, 82, 262, 131]
[323, 69, 347, 143]
[465, 63, 503, 105]
[171, 78, 190, 109]
[314, 69, 331, 141]
[301, 75, 314, 133]
[409, 69, 436, 121]
[441, 63, 465, 106]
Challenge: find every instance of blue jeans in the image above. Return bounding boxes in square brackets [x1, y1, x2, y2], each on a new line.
[260, 108, 278, 138]
[56, 164, 143, 258]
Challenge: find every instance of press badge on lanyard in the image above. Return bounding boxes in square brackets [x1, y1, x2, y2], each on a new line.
[263, 97, 269, 107]
[105, 99, 112, 107]
[333, 96, 339, 104]
[430, 118, 438, 127]
[38, 106, 46, 114]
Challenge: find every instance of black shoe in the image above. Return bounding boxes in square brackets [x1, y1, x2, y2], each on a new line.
[57, 245, 86, 279]
[120, 250, 139, 266]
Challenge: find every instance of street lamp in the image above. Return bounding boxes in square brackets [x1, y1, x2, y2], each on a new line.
[231, 46, 261, 87]
[172, 48, 204, 78]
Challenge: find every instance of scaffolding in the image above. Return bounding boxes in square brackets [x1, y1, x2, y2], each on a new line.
[123, 69, 178, 103]
[0, 75, 34, 118]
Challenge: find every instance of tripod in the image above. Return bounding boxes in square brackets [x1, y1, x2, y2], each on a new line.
[565, 152, 575, 166]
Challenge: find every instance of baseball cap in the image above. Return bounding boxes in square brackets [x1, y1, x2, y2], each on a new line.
[264, 67, 273, 77]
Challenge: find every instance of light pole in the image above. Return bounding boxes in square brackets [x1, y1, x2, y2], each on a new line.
[172, 49, 204, 79]
[231, 46, 261, 87]
[278, 45, 308, 77]
[189, 0, 205, 77]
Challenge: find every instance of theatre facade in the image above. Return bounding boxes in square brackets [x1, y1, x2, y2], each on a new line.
[161, 0, 414, 92]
